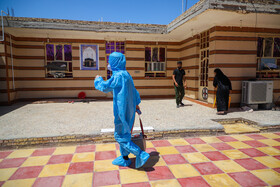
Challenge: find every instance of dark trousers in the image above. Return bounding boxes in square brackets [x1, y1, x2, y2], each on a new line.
[174, 85, 185, 105]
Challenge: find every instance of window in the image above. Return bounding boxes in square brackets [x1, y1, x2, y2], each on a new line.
[200, 30, 209, 87]
[45, 44, 72, 78]
[105, 41, 125, 79]
[257, 37, 280, 72]
[145, 47, 166, 77]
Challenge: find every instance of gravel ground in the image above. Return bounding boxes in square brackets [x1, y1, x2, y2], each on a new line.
[0, 99, 279, 140]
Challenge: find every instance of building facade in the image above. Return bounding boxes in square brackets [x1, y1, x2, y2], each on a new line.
[1, 0, 280, 106]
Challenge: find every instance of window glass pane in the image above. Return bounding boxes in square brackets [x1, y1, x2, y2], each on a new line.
[145, 47, 151, 61]
[46, 44, 54, 61]
[257, 37, 263, 57]
[273, 38, 280, 57]
[159, 48, 165, 62]
[264, 38, 273, 57]
[152, 48, 158, 62]
[56, 45, 63, 60]
[64, 45, 72, 61]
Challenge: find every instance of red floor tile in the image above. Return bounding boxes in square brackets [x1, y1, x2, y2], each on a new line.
[234, 158, 268, 170]
[93, 170, 120, 186]
[31, 148, 55, 156]
[202, 151, 229, 161]
[178, 176, 210, 187]
[67, 161, 94, 174]
[273, 146, 280, 150]
[9, 166, 43, 180]
[0, 181, 4, 187]
[75, 144, 96, 153]
[122, 182, 151, 187]
[274, 168, 280, 173]
[217, 136, 238, 142]
[0, 151, 12, 159]
[33, 176, 64, 187]
[95, 151, 117, 161]
[239, 148, 267, 157]
[175, 145, 197, 153]
[47, 154, 73, 164]
[243, 140, 268, 148]
[274, 156, 280, 160]
[115, 143, 120, 150]
[275, 138, 280, 142]
[151, 140, 171, 147]
[275, 132, 280, 136]
[147, 166, 175, 181]
[192, 162, 223, 175]
[146, 148, 157, 153]
[162, 154, 187, 165]
[246, 134, 268, 140]
[0, 158, 27, 169]
[185, 138, 206, 144]
[210, 142, 234, 151]
[228, 171, 267, 187]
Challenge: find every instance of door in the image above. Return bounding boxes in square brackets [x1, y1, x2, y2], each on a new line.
[198, 30, 210, 101]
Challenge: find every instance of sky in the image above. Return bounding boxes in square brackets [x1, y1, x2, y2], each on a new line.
[0, 0, 200, 25]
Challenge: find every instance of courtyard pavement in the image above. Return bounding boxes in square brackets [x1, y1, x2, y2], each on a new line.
[0, 99, 280, 140]
[0, 132, 279, 187]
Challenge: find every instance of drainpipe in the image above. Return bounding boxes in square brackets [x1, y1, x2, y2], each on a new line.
[9, 34, 15, 90]
[1, 10, 9, 41]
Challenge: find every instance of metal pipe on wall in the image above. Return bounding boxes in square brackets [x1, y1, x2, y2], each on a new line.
[0, 10, 9, 41]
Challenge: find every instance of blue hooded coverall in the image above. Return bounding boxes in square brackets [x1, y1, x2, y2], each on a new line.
[94, 52, 150, 168]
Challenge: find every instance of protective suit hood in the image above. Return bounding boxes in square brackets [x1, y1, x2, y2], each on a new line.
[109, 52, 126, 71]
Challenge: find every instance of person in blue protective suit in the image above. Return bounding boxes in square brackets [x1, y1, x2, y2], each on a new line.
[94, 52, 150, 168]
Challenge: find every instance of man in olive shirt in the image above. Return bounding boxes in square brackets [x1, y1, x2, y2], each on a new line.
[173, 61, 187, 108]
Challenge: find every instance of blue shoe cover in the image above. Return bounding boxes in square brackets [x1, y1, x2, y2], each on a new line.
[112, 156, 132, 167]
[135, 151, 150, 168]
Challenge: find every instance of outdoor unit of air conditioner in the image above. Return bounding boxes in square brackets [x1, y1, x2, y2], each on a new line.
[242, 81, 273, 105]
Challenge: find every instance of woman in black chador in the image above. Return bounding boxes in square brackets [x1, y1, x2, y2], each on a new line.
[213, 68, 232, 115]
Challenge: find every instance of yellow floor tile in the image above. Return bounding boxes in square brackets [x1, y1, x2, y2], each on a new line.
[221, 150, 249, 159]
[143, 156, 166, 167]
[182, 152, 210, 163]
[119, 169, 149, 184]
[169, 164, 200, 178]
[200, 136, 222, 143]
[3, 178, 35, 187]
[146, 141, 154, 148]
[150, 179, 181, 187]
[230, 134, 254, 141]
[259, 139, 280, 147]
[94, 160, 119, 172]
[203, 173, 239, 187]
[223, 124, 260, 134]
[257, 147, 280, 156]
[95, 143, 116, 152]
[0, 168, 17, 181]
[192, 144, 216, 152]
[168, 139, 189, 146]
[213, 160, 247, 173]
[251, 169, 280, 186]
[116, 150, 121, 157]
[53, 146, 76, 155]
[226, 141, 252, 149]
[6, 149, 35, 158]
[254, 156, 280, 168]
[39, 163, 69, 177]
[155, 147, 179, 155]
[21, 156, 50, 167]
[261, 133, 280, 139]
[62, 173, 93, 187]
[72, 152, 95, 162]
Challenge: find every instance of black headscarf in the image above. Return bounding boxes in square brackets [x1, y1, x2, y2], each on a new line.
[214, 68, 232, 89]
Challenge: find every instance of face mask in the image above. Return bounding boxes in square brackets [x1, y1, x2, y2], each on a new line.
[178, 66, 182, 69]
[107, 64, 112, 71]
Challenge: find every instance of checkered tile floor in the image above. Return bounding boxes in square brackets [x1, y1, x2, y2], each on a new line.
[0, 133, 280, 187]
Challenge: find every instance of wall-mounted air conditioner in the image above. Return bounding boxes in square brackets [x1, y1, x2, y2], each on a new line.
[242, 81, 273, 105]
